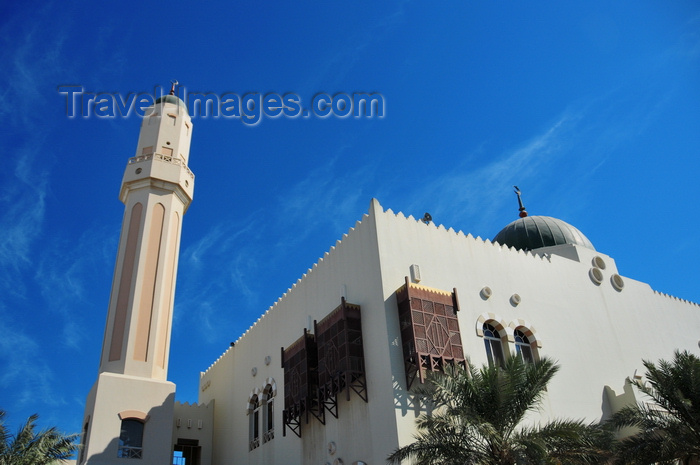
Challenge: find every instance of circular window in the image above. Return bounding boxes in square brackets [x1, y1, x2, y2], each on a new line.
[611, 274, 625, 291]
[135, 168, 142, 174]
[589, 267, 603, 285]
[592, 256, 606, 270]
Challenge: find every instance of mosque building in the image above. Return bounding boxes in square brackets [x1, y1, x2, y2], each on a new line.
[78, 90, 700, 465]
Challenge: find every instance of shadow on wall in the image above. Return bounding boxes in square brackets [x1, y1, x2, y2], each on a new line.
[601, 381, 638, 438]
[392, 377, 432, 419]
[82, 393, 176, 465]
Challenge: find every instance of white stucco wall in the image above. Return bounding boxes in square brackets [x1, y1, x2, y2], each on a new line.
[82, 373, 176, 464]
[172, 401, 214, 465]
[199, 199, 700, 465]
[199, 203, 400, 465]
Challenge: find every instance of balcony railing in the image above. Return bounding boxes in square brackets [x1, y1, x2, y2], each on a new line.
[127, 153, 194, 180]
[117, 446, 143, 458]
[263, 428, 274, 443]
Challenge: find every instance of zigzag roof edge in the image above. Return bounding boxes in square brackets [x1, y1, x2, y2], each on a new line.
[206, 201, 377, 369]
[653, 289, 699, 307]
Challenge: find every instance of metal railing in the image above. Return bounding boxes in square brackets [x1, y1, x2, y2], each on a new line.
[117, 446, 143, 458]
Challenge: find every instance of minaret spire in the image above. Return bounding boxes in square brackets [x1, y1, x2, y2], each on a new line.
[514, 185, 528, 218]
[80, 85, 194, 464]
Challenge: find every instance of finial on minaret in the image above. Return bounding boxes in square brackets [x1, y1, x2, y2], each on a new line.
[514, 186, 528, 218]
[169, 79, 178, 95]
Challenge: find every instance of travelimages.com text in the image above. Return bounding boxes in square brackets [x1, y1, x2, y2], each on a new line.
[57, 86, 385, 125]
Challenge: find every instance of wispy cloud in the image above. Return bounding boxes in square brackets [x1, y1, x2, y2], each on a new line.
[174, 151, 378, 344]
[300, 1, 408, 94]
[34, 226, 117, 349]
[273, 154, 370, 247]
[400, 109, 584, 235]
[0, 145, 48, 297]
[176, 216, 265, 342]
[0, 2, 71, 295]
[0, 305, 61, 409]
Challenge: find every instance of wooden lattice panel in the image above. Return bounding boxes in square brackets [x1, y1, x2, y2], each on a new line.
[281, 330, 318, 437]
[396, 277, 465, 388]
[315, 298, 367, 416]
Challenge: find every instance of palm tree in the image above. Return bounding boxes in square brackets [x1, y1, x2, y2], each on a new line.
[387, 356, 612, 465]
[610, 350, 700, 465]
[0, 409, 79, 465]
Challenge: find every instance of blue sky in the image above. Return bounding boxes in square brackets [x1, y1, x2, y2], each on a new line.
[0, 0, 698, 436]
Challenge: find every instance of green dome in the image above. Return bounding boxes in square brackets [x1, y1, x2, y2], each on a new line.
[155, 94, 188, 114]
[493, 216, 595, 252]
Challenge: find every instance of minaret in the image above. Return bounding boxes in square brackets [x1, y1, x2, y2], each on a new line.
[80, 86, 194, 464]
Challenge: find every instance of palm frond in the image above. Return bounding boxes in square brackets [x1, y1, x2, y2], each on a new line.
[0, 409, 78, 465]
[609, 351, 700, 464]
[387, 356, 609, 465]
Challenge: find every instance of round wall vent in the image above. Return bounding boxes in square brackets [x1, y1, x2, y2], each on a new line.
[510, 294, 521, 306]
[611, 274, 625, 291]
[589, 267, 603, 285]
[480, 287, 492, 300]
[592, 256, 606, 270]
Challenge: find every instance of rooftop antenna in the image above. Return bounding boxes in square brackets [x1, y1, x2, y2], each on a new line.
[169, 79, 178, 95]
[514, 186, 528, 218]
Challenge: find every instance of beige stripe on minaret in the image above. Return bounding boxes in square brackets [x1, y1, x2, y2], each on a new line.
[109, 203, 143, 361]
[155, 212, 180, 369]
[134, 203, 165, 362]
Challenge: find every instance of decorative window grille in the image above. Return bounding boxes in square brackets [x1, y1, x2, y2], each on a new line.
[314, 298, 368, 420]
[281, 329, 318, 438]
[396, 277, 466, 388]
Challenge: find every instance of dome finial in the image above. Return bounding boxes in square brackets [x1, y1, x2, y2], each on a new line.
[169, 79, 178, 96]
[514, 186, 528, 218]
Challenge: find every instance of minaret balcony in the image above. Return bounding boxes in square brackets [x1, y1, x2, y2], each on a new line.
[127, 152, 194, 180]
[121, 151, 195, 207]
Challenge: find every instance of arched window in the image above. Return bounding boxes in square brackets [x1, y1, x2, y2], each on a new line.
[117, 419, 144, 458]
[514, 327, 535, 363]
[248, 394, 261, 451]
[262, 383, 275, 443]
[483, 322, 505, 367]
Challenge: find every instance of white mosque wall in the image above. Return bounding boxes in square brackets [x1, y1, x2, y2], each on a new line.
[199, 204, 401, 465]
[172, 401, 214, 465]
[368, 199, 699, 444]
[198, 198, 700, 465]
